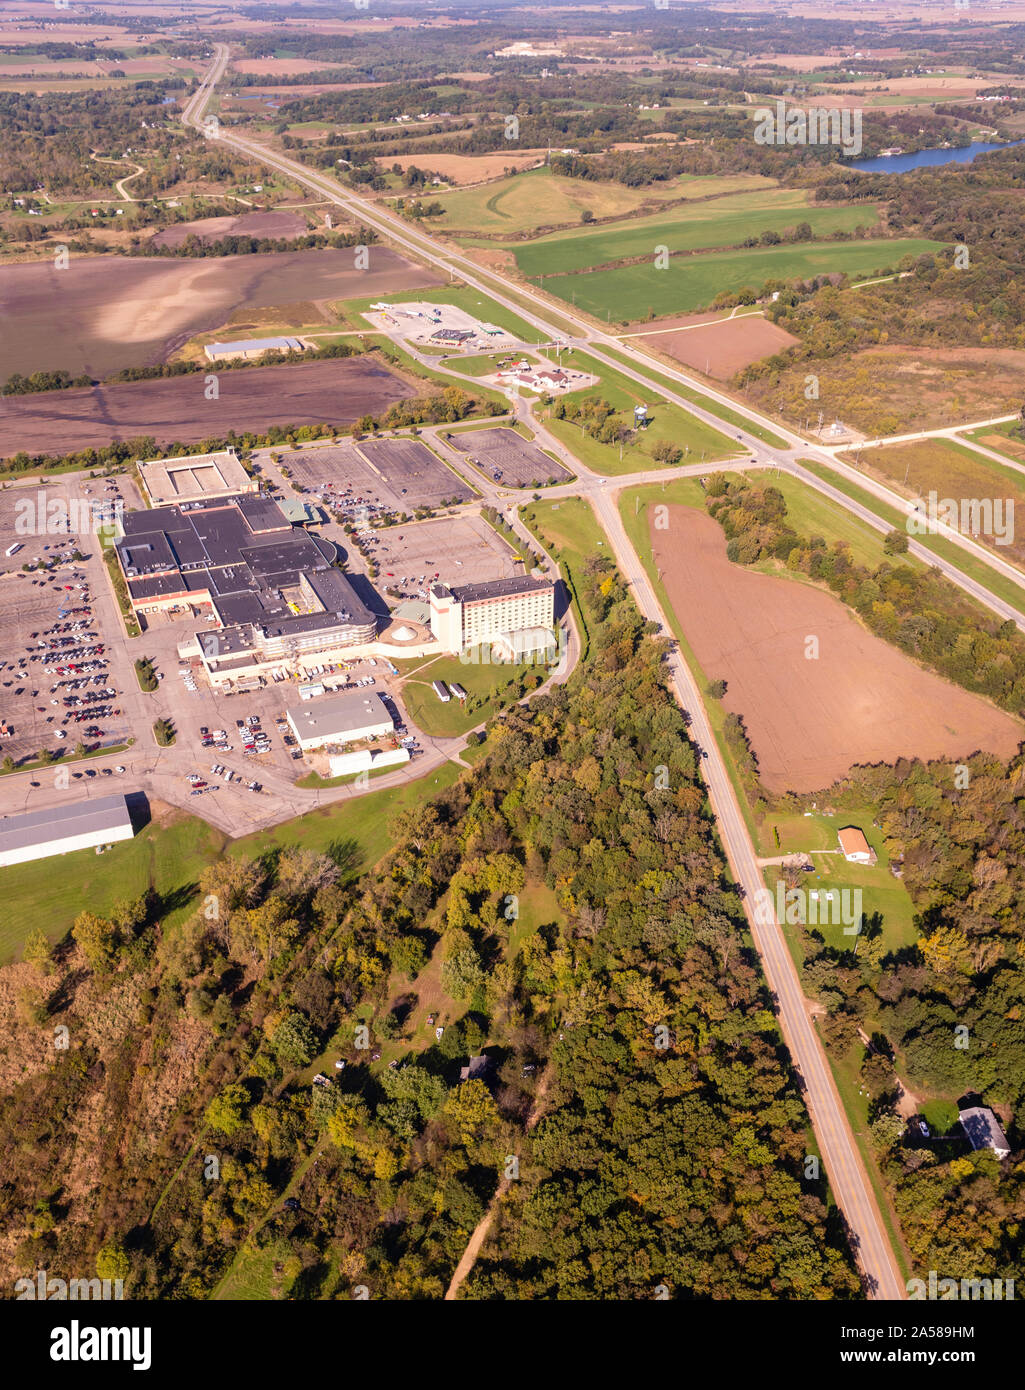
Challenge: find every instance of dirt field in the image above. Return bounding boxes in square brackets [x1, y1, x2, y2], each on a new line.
[376, 153, 547, 185]
[448, 427, 571, 486]
[0, 359, 418, 458]
[639, 314, 801, 379]
[651, 506, 1023, 793]
[0, 248, 442, 381]
[150, 211, 312, 248]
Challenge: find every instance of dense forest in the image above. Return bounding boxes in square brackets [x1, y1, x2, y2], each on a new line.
[782, 755, 1025, 1281]
[0, 556, 860, 1300]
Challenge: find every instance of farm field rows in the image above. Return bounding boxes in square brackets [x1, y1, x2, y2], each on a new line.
[648, 504, 1023, 793]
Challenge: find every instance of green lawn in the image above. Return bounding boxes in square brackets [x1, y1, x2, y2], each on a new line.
[597, 344, 790, 448]
[541, 348, 739, 475]
[799, 459, 1025, 620]
[0, 813, 227, 964]
[0, 765, 465, 964]
[512, 191, 880, 277]
[760, 472, 900, 569]
[546, 238, 946, 322]
[401, 653, 547, 737]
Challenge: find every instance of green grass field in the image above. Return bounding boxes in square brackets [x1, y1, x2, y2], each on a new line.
[597, 344, 791, 448]
[512, 190, 881, 277]
[0, 766, 465, 965]
[541, 347, 739, 474]
[799, 458, 1025, 620]
[546, 237, 946, 321]
[0, 813, 227, 965]
[430, 165, 772, 234]
[400, 653, 547, 737]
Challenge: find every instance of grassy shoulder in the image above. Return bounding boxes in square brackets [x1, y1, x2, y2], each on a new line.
[539, 347, 739, 476]
[798, 457, 1025, 619]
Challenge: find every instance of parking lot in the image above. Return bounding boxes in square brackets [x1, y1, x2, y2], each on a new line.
[0, 563, 128, 769]
[267, 437, 473, 513]
[368, 513, 522, 597]
[448, 427, 572, 488]
[0, 470, 146, 578]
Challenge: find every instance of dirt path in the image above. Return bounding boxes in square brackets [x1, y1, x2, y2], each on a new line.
[444, 1068, 551, 1300]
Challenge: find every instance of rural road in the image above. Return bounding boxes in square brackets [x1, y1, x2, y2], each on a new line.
[181, 45, 1025, 1298]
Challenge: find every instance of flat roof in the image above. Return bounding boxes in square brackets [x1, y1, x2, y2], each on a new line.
[432, 575, 554, 605]
[137, 451, 251, 502]
[287, 690, 393, 738]
[0, 793, 131, 855]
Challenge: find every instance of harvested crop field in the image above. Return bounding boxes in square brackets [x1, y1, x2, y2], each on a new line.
[0, 357, 417, 458]
[651, 506, 1023, 793]
[639, 313, 800, 378]
[149, 211, 312, 247]
[0, 248, 442, 381]
[378, 152, 546, 184]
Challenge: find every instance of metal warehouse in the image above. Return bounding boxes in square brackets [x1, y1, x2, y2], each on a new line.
[0, 794, 134, 867]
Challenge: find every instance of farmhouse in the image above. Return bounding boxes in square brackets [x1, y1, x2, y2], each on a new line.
[838, 826, 876, 865]
[959, 1105, 1012, 1159]
[0, 794, 134, 868]
[137, 450, 256, 506]
[429, 575, 556, 654]
[204, 336, 304, 363]
[286, 689, 394, 752]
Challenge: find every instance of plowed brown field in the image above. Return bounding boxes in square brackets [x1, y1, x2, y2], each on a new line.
[651, 506, 1023, 792]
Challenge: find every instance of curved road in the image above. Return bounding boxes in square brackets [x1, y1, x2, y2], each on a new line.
[179, 46, 1025, 1298]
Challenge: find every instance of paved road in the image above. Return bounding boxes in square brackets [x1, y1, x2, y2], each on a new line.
[181, 45, 1025, 1298]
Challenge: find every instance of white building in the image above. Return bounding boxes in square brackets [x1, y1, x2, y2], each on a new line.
[430, 576, 555, 654]
[0, 794, 134, 867]
[328, 746, 410, 777]
[286, 690, 394, 752]
[838, 826, 876, 865]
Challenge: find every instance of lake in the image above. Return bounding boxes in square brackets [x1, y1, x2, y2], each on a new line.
[848, 138, 1025, 174]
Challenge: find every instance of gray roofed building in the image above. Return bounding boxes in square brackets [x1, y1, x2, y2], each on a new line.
[286, 690, 394, 751]
[959, 1106, 1012, 1159]
[0, 794, 134, 867]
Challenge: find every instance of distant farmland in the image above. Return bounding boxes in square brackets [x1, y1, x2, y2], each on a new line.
[0, 247, 442, 381]
[435, 165, 773, 235]
[0, 357, 418, 458]
[544, 238, 945, 321]
[511, 190, 880, 277]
